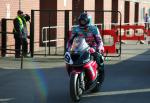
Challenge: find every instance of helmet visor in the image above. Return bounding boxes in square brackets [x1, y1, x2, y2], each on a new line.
[79, 19, 87, 26]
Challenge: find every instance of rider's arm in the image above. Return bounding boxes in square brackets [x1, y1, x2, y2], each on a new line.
[66, 27, 77, 51]
[92, 26, 104, 52]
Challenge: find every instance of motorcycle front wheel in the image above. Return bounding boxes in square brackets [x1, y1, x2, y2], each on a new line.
[70, 73, 83, 102]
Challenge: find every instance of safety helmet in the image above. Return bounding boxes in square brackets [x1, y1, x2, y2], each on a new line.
[78, 12, 90, 28]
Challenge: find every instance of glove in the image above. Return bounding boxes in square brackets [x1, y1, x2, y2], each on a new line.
[89, 47, 96, 54]
[97, 46, 104, 54]
[66, 48, 70, 52]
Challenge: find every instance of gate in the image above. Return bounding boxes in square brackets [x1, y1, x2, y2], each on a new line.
[0, 19, 19, 57]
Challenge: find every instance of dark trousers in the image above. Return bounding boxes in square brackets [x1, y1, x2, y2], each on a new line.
[145, 23, 149, 30]
[15, 37, 28, 57]
[22, 38, 28, 56]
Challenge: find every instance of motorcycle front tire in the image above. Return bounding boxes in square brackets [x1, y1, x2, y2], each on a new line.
[70, 73, 82, 102]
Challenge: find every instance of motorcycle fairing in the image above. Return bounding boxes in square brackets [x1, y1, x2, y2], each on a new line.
[64, 52, 73, 64]
[65, 36, 98, 82]
[70, 67, 83, 75]
[83, 61, 98, 81]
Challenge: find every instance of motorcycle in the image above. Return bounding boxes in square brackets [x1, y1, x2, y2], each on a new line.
[64, 37, 104, 102]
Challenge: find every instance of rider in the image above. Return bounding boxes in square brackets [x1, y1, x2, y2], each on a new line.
[66, 11, 104, 72]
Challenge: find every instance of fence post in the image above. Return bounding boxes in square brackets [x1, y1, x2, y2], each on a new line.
[30, 10, 34, 57]
[64, 10, 69, 53]
[1, 18, 7, 57]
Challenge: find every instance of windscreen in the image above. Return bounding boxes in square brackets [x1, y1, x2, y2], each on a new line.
[71, 37, 89, 52]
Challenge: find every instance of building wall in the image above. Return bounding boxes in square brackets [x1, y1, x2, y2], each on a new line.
[84, 0, 95, 24]
[139, 2, 150, 23]
[0, 0, 19, 55]
[57, 0, 72, 47]
[95, 0, 104, 24]
[40, 0, 57, 48]
[104, 0, 112, 29]
[0, 0, 39, 21]
[118, 0, 125, 24]
[0, 0, 19, 20]
[0, 0, 39, 55]
[57, 0, 72, 10]
[134, 2, 139, 23]
[1, 0, 150, 56]
[111, 0, 118, 24]
[130, 2, 135, 24]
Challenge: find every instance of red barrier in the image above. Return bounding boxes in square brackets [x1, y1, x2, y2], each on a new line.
[100, 30, 117, 53]
[146, 30, 150, 36]
[115, 25, 145, 40]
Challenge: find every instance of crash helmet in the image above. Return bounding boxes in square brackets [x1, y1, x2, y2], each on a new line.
[78, 11, 91, 28]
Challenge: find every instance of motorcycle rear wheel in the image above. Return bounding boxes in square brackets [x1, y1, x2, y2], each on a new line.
[70, 73, 82, 102]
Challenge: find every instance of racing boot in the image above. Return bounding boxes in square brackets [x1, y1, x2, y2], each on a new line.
[95, 52, 105, 83]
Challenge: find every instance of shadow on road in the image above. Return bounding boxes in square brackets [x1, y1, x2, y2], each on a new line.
[82, 49, 150, 103]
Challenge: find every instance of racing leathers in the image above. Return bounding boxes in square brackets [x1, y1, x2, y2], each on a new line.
[67, 25, 104, 70]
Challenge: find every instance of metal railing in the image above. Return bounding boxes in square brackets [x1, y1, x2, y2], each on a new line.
[41, 26, 64, 56]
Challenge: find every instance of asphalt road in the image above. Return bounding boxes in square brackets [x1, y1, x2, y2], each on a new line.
[0, 44, 150, 103]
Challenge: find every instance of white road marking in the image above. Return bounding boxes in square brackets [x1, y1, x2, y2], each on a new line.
[0, 98, 15, 102]
[83, 88, 150, 97]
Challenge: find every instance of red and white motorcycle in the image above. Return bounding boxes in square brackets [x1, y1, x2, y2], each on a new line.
[64, 37, 104, 102]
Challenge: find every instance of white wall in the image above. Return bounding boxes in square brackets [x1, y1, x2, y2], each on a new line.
[104, 0, 112, 29]
[118, 0, 125, 24]
[129, 2, 135, 24]
[57, 0, 72, 10]
[84, 0, 95, 24]
[138, 1, 150, 23]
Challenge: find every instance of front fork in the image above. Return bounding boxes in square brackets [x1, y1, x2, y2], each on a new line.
[79, 72, 85, 91]
[66, 64, 85, 90]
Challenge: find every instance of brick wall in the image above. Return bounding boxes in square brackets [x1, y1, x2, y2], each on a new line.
[0, 0, 39, 56]
[1, 0, 150, 56]
[0, 0, 39, 19]
[0, 0, 18, 55]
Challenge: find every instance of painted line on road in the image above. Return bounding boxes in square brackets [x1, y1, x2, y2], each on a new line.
[83, 88, 150, 97]
[0, 98, 15, 102]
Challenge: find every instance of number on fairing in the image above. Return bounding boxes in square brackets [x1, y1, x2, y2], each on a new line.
[65, 54, 70, 63]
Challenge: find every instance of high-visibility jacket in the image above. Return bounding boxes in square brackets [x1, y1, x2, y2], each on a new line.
[13, 16, 24, 34]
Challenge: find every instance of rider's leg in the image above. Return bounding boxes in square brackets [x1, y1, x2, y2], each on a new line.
[94, 52, 104, 70]
[93, 52, 105, 83]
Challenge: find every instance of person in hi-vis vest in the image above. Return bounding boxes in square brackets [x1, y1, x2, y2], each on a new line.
[13, 10, 30, 58]
[20, 14, 30, 57]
